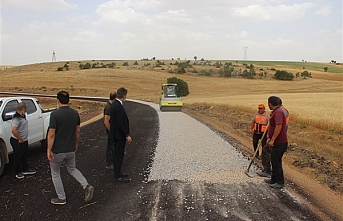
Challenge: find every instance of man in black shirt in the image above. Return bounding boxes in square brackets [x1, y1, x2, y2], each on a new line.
[103, 92, 116, 169]
[47, 91, 94, 205]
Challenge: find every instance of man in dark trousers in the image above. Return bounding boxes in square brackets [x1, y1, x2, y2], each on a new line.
[110, 87, 132, 183]
[264, 96, 288, 189]
[104, 92, 116, 170]
[11, 102, 36, 179]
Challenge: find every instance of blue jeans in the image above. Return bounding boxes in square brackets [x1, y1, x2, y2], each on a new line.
[50, 152, 88, 200]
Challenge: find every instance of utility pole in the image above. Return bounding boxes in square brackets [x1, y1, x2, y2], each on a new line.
[52, 50, 56, 62]
[243, 47, 248, 61]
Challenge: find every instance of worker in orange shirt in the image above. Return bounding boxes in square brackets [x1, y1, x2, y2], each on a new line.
[251, 104, 270, 159]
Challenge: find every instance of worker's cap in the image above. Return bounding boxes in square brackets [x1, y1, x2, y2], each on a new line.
[258, 104, 265, 109]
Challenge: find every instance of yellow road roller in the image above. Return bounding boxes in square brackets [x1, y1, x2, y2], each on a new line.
[159, 83, 183, 111]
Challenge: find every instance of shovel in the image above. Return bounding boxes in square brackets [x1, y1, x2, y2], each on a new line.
[244, 123, 269, 178]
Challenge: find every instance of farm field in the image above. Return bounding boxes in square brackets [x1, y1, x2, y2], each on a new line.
[0, 60, 342, 196]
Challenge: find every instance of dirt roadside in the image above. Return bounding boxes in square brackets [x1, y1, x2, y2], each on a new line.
[182, 106, 343, 221]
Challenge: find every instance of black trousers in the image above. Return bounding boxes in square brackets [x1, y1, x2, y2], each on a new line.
[113, 139, 126, 179]
[10, 137, 29, 174]
[253, 132, 267, 152]
[271, 142, 288, 184]
[261, 143, 272, 173]
[106, 133, 115, 166]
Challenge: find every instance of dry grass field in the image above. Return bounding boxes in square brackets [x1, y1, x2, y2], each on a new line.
[0, 60, 342, 194]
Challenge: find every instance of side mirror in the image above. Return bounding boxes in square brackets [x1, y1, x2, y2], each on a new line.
[3, 111, 15, 121]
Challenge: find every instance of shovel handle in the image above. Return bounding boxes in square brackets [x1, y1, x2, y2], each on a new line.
[246, 123, 269, 171]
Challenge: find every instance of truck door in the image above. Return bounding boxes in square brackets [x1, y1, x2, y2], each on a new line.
[1, 99, 19, 153]
[21, 99, 43, 144]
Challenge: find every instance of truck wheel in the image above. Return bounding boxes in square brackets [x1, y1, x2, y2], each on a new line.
[0, 149, 4, 177]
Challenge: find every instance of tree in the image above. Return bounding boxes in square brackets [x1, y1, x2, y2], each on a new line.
[194, 56, 197, 61]
[218, 66, 234, 77]
[241, 69, 256, 79]
[167, 77, 189, 97]
[300, 70, 309, 78]
[274, 70, 294, 80]
[324, 67, 328, 72]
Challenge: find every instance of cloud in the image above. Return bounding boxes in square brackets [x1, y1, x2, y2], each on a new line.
[316, 6, 332, 17]
[69, 15, 90, 23]
[95, 0, 152, 25]
[1, 0, 76, 11]
[231, 3, 314, 22]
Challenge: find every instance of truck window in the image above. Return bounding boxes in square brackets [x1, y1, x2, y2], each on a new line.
[22, 99, 37, 115]
[2, 100, 18, 120]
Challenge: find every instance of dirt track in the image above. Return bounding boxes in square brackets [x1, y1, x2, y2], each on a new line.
[0, 101, 327, 220]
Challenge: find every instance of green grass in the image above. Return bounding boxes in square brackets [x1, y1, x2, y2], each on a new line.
[230, 60, 343, 74]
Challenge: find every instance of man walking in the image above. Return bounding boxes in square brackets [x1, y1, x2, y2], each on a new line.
[264, 96, 288, 189]
[47, 91, 94, 205]
[104, 92, 116, 170]
[110, 87, 132, 183]
[11, 102, 36, 179]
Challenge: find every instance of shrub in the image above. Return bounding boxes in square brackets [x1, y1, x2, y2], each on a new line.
[199, 69, 213, 76]
[167, 77, 190, 97]
[241, 69, 256, 79]
[218, 66, 234, 77]
[176, 67, 186, 74]
[274, 70, 294, 80]
[108, 62, 116, 68]
[122, 62, 129, 66]
[177, 61, 192, 68]
[300, 70, 312, 78]
[133, 61, 138, 65]
[215, 61, 222, 68]
[192, 68, 198, 73]
[79, 62, 91, 69]
[57, 67, 64, 71]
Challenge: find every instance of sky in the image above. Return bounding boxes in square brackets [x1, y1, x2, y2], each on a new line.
[0, 0, 342, 65]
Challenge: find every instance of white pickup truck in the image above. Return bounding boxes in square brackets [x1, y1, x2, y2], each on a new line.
[0, 97, 55, 176]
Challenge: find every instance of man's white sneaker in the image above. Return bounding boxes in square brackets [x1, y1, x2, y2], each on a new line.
[84, 185, 94, 202]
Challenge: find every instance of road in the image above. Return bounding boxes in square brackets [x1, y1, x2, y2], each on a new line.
[0, 101, 321, 220]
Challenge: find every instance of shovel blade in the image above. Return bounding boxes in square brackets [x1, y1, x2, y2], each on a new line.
[244, 169, 254, 178]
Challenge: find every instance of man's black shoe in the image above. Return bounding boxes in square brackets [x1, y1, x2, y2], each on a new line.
[270, 183, 284, 189]
[120, 173, 129, 178]
[115, 177, 131, 183]
[264, 179, 276, 184]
